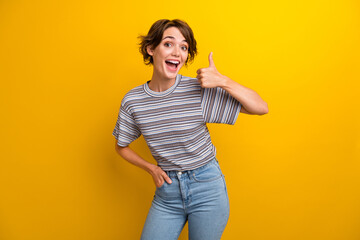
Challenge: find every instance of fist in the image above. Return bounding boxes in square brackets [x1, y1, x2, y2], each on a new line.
[196, 52, 225, 88]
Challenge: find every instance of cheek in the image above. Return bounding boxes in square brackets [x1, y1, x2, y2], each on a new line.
[182, 52, 189, 60]
[160, 46, 172, 55]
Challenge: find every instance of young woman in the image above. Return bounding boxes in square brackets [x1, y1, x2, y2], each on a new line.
[113, 19, 268, 240]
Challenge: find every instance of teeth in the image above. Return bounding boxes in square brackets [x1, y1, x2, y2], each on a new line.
[166, 60, 180, 64]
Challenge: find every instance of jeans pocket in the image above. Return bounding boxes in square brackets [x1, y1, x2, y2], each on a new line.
[155, 180, 179, 200]
[156, 182, 165, 189]
[192, 162, 223, 182]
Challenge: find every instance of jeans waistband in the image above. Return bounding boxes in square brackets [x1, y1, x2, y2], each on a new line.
[164, 158, 219, 178]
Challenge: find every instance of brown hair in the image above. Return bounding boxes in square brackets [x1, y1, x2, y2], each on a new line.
[138, 19, 198, 66]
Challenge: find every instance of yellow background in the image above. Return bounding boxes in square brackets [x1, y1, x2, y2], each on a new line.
[1, 0, 359, 239]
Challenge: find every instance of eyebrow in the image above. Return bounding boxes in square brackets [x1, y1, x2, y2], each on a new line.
[162, 36, 187, 42]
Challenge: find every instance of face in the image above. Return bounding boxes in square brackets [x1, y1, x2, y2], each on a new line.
[147, 27, 189, 81]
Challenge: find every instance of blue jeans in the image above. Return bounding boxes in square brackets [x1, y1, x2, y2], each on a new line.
[140, 158, 230, 240]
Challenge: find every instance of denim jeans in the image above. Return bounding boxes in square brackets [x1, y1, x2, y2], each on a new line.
[140, 158, 230, 240]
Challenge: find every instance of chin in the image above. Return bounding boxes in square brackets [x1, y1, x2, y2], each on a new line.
[163, 69, 179, 79]
[165, 73, 177, 80]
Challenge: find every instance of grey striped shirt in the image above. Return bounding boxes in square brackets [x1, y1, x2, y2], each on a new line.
[113, 74, 242, 171]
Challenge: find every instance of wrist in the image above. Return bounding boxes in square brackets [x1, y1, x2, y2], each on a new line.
[220, 75, 231, 89]
[145, 163, 157, 175]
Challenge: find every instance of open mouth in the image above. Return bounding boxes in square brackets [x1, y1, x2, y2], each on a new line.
[165, 60, 180, 71]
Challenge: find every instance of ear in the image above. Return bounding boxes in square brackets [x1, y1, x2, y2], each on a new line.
[146, 45, 154, 56]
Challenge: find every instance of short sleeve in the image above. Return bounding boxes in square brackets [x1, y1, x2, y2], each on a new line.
[201, 87, 242, 125]
[112, 105, 141, 147]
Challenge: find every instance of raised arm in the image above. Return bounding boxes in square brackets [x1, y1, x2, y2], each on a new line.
[221, 77, 268, 115]
[196, 52, 269, 115]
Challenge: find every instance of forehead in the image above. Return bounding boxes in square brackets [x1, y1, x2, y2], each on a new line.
[162, 27, 187, 42]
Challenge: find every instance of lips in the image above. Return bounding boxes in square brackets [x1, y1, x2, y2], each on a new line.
[165, 59, 180, 71]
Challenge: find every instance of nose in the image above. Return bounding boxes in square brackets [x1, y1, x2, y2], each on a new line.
[172, 45, 180, 57]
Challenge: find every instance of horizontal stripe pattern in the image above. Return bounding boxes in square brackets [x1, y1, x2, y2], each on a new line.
[112, 74, 242, 171]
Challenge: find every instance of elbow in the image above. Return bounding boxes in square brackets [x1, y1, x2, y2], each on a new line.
[264, 102, 269, 114]
[259, 102, 269, 115]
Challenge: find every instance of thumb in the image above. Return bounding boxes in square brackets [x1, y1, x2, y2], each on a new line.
[208, 52, 215, 68]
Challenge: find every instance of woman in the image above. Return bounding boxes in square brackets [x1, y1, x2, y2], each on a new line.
[113, 19, 268, 240]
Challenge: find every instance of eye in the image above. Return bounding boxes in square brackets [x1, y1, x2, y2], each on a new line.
[164, 42, 172, 47]
[181, 46, 188, 51]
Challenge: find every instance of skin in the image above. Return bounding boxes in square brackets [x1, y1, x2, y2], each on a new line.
[196, 52, 269, 115]
[115, 27, 269, 188]
[146, 27, 189, 92]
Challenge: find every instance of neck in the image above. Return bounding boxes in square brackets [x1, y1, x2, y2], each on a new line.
[148, 71, 176, 92]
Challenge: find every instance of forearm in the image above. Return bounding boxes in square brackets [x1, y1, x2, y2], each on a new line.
[221, 76, 268, 115]
[115, 144, 156, 174]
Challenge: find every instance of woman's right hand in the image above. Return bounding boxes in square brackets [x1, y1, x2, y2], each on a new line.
[149, 165, 172, 188]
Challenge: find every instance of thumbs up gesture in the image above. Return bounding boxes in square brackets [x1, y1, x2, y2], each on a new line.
[196, 52, 226, 88]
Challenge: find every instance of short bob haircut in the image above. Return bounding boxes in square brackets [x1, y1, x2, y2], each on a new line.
[138, 19, 197, 67]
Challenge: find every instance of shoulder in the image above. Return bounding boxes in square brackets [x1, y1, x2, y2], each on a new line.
[121, 84, 146, 109]
[179, 75, 222, 94]
[180, 75, 199, 84]
[179, 75, 201, 90]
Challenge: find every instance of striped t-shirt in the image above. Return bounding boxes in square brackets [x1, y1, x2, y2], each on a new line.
[112, 74, 242, 171]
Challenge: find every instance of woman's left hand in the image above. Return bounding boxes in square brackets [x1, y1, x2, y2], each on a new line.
[196, 52, 227, 88]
